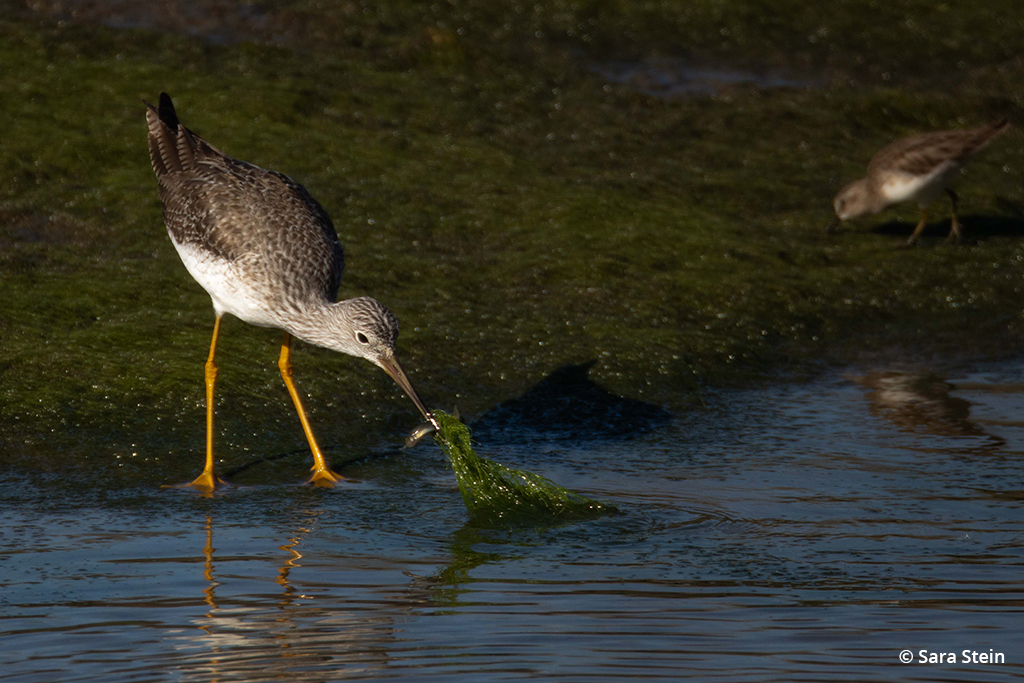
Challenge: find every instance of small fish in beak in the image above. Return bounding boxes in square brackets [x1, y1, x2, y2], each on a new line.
[404, 406, 460, 448]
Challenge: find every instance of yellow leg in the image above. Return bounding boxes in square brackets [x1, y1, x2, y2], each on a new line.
[278, 332, 344, 487]
[169, 314, 228, 492]
[905, 208, 928, 247]
[946, 189, 962, 244]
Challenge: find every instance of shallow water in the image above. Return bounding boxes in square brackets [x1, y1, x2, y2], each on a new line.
[2, 361, 1023, 682]
[590, 59, 816, 97]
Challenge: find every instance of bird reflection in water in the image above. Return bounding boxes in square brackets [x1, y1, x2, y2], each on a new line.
[275, 526, 312, 605]
[195, 513, 314, 615]
[179, 511, 398, 680]
[201, 516, 218, 613]
[854, 370, 1006, 452]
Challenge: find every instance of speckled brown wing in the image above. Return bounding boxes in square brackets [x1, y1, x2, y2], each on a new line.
[867, 120, 1009, 177]
[145, 93, 345, 305]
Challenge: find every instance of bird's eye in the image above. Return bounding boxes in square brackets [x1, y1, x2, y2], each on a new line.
[355, 332, 370, 345]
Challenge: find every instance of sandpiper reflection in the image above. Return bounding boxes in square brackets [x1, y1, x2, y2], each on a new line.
[854, 370, 1006, 450]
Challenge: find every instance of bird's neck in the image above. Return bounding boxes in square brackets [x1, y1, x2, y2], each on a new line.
[279, 300, 349, 354]
[278, 299, 362, 358]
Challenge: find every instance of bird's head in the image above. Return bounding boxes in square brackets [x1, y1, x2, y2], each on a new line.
[832, 178, 872, 221]
[330, 297, 434, 426]
[827, 178, 873, 233]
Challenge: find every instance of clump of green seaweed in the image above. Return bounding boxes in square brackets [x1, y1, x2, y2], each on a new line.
[430, 410, 617, 526]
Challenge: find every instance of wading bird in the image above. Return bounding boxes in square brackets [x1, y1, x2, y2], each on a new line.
[146, 93, 433, 491]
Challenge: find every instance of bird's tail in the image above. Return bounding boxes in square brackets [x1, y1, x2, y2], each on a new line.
[144, 93, 217, 177]
[972, 118, 1011, 150]
[989, 119, 1011, 134]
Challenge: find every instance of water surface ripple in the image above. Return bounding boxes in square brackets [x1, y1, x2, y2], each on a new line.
[2, 363, 1023, 681]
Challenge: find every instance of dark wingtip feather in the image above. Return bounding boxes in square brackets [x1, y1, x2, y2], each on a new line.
[158, 92, 179, 131]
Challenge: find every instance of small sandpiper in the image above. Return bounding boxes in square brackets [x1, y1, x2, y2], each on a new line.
[827, 120, 1010, 246]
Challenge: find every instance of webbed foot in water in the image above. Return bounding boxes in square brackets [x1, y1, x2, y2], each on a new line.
[163, 470, 229, 495]
[307, 465, 346, 487]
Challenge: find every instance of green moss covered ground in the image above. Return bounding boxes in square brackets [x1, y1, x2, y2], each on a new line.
[2, 0, 1023, 487]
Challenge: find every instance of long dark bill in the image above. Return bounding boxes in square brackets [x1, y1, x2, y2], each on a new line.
[378, 355, 438, 429]
[825, 215, 842, 234]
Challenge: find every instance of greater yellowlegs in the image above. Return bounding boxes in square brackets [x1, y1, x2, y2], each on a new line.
[146, 93, 433, 491]
[827, 120, 1009, 245]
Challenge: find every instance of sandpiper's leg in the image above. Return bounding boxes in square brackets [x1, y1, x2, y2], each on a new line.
[175, 314, 229, 492]
[946, 189, 962, 244]
[278, 332, 345, 487]
[906, 208, 929, 246]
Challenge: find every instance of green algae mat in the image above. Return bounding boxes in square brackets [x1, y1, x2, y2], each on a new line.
[429, 411, 615, 526]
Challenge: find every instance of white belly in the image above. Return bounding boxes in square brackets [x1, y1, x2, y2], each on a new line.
[171, 238, 281, 328]
[880, 164, 958, 207]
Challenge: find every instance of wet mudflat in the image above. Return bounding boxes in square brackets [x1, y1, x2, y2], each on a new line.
[2, 361, 1023, 681]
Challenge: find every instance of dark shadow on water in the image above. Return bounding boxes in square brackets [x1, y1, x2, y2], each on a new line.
[469, 361, 672, 443]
